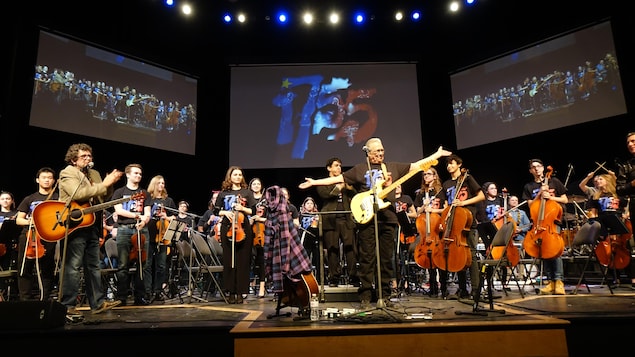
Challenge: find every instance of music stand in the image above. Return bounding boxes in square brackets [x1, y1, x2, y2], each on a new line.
[599, 213, 629, 235]
[312, 210, 352, 303]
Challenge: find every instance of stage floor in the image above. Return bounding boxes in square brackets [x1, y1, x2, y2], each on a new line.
[1, 275, 633, 357]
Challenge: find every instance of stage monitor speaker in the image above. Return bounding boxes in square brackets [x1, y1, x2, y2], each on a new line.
[0, 301, 66, 330]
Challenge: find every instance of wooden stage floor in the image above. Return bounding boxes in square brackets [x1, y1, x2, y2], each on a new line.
[1, 274, 634, 357]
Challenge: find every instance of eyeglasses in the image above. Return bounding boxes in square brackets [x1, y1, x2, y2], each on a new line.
[424, 173, 434, 176]
[79, 154, 92, 159]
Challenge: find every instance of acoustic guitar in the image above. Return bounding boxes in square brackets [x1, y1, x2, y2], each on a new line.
[32, 193, 143, 242]
[350, 159, 438, 224]
[279, 271, 319, 311]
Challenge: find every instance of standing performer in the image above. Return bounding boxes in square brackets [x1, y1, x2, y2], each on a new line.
[315, 157, 358, 288]
[15, 167, 59, 302]
[214, 166, 256, 304]
[522, 159, 568, 295]
[56, 143, 123, 317]
[299, 138, 451, 308]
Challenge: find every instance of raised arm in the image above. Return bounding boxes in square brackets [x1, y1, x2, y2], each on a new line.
[410, 146, 452, 171]
[299, 174, 344, 189]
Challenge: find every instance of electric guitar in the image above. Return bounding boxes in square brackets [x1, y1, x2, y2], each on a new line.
[32, 193, 144, 242]
[529, 74, 554, 97]
[350, 159, 438, 224]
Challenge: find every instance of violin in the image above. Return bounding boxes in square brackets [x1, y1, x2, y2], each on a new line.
[252, 205, 265, 247]
[432, 168, 473, 272]
[130, 222, 147, 264]
[490, 188, 521, 267]
[414, 190, 441, 269]
[26, 225, 46, 259]
[227, 195, 246, 243]
[523, 166, 565, 259]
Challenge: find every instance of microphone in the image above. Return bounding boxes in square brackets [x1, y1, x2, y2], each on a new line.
[362, 146, 370, 153]
[87, 162, 95, 169]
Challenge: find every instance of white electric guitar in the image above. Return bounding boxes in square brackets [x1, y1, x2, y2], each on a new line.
[350, 159, 438, 224]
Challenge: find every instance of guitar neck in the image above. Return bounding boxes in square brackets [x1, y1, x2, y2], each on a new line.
[378, 159, 438, 200]
[81, 196, 131, 215]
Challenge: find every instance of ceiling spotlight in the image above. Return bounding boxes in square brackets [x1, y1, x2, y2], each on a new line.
[395, 11, 404, 21]
[353, 12, 365, 24]
[411, 11, 421, 21]
[303, 12, 314, 25]
[237, 13, 246, 23]
[223, 13, 232, 23]
[277, 12, 288, 24]
[450, 1, 461, 12]
[329, 12, 340, 24]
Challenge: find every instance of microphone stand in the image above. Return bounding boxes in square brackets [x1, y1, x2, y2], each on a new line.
[358, 151, 401, 320]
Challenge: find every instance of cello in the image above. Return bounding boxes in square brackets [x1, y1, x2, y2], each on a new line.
[432, 168, 473, 272]
[490, 187, 521, 267]
[414, 190, 441, 269]
[523, 166, 565, 260]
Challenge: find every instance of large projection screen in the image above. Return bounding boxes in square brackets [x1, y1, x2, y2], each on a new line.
[30, 29, 198, 155]
[229, 62, 424, 169]
[450, 20, 626, 150]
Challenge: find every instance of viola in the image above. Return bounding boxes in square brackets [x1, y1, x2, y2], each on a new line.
[523, 166, 565, 259]
[414, 190, 440, 269]
[432, 168, 473, 272]
[26, 226, 46, 259]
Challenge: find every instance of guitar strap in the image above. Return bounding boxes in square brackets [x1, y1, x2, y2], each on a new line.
[381, 163, 389, 182]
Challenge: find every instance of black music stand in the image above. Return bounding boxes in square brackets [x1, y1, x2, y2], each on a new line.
[599, 213, 629, 235]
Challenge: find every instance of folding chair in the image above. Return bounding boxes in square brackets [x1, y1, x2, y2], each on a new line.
[191, 232, 227, 303]
[175, 239, 206, 303]
[102, 238, 119, 299]
[571, 220, 603, 294]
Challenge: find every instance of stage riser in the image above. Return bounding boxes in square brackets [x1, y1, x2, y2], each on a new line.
[235, 328, 568, 357]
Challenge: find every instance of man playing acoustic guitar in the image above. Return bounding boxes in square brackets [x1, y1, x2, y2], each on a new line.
[299, 138, 451, 309]
[57, 143, 123, 319]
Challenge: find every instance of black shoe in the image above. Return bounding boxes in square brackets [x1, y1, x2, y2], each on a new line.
[134, 297, 150, 306]
[228, 294, 236, 304]
[236, 295, 244, 304]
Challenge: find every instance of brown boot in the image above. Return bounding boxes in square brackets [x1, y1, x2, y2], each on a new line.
[554, 280, 565, 295]
[540, 281, 555, 295]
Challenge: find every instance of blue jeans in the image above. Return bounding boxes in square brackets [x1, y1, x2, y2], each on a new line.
[115, 226, 150, 301]
[60, 226, 105, 310]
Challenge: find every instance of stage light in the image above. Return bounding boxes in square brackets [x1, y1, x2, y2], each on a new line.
[353, 12, 365, 24]
[395, 11, 404, 21]
[237, 13, 246, 23]
[223, 13, 232, 23]
[276, 11, 288, 24]
[449, 1, 461, 12]
[303, 12, 314, 25]
[329, 12, 340, 25]
[411, 10, 421, 21]
[181, 3, 192, 16]
[165, 0, 174, 7]
[466, 0, 477, 5]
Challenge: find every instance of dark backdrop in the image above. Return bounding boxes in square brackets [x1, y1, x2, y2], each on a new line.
[1, 0, 632, 215]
